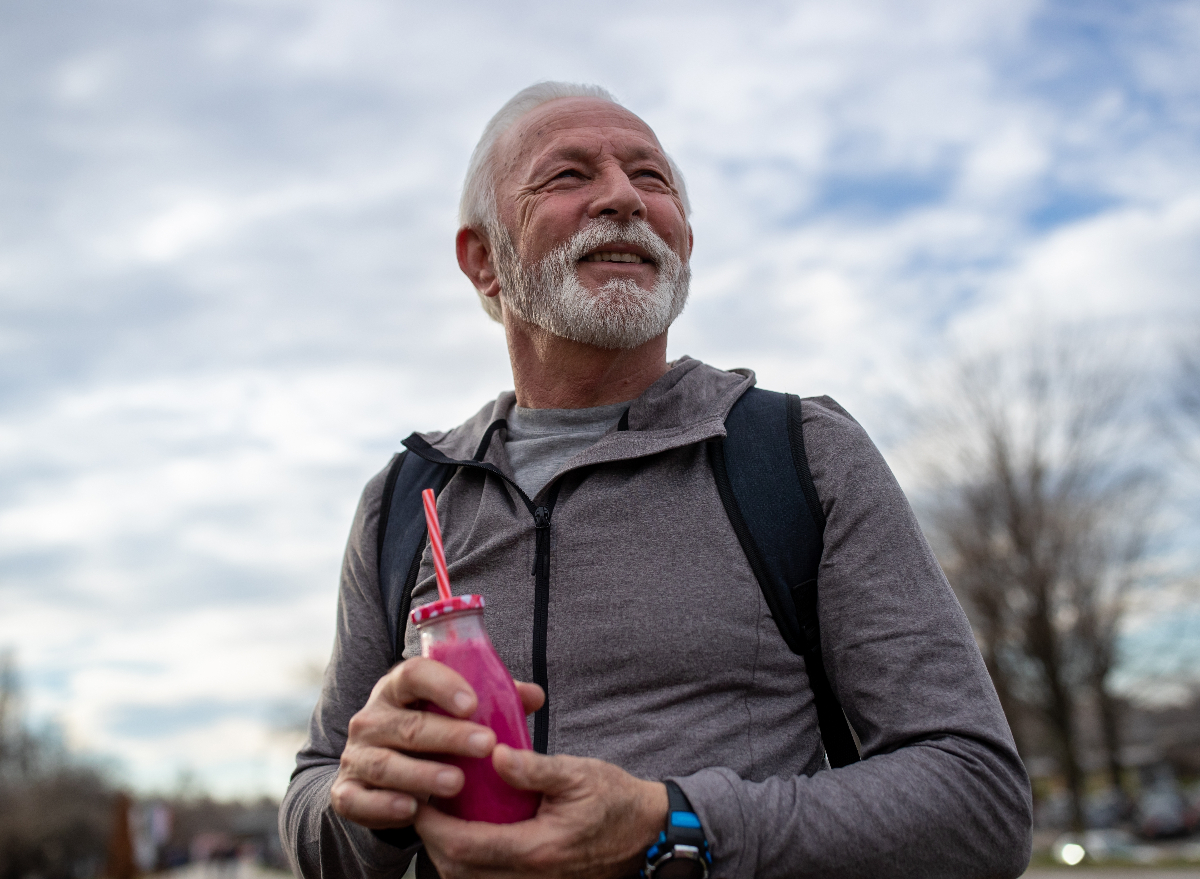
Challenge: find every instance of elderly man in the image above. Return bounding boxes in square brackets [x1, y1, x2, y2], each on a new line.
[281, 83, 1032, 879]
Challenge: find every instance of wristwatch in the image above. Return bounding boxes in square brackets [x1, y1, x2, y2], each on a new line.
[642, 781, 712, 879]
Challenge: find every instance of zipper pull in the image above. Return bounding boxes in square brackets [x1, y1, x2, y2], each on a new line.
[532, 506, 551, 576]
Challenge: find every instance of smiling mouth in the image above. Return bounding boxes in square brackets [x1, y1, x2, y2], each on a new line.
[581, 251, 648, 264]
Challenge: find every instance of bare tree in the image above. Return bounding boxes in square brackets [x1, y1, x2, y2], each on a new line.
[920, 335, 1154, 831]
[0, 651, 116, 879]
[0, 652, 37, 779]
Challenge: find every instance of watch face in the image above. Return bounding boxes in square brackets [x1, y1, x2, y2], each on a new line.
[653, 857, 707, 879]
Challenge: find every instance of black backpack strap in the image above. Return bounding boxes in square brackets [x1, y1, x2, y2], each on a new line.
[376, 451, 457, 662]
[711, 387, 860, 768]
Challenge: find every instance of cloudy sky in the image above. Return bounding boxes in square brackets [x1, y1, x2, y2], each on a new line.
[2, 0, 1198, 798]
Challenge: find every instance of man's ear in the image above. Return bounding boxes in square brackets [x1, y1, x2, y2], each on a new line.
[457, 227, 501, 301]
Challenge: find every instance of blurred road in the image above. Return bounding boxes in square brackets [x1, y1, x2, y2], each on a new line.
[159, 864, 291, 879]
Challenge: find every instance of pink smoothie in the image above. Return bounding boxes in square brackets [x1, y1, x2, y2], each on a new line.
[426, 637, 541, 823]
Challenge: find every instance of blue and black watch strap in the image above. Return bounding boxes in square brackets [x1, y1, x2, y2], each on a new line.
[664, 781, 706, 847]
[642, 780, 711, 878]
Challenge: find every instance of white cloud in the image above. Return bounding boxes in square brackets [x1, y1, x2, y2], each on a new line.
[947, 192, 1200, 348]
[135, 198, 229, 262]
[54, 52, 120, 103]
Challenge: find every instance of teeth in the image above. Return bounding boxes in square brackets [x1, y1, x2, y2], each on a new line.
[583, 251, 645, 263]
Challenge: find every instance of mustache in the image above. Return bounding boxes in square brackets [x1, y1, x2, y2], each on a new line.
[558, 218, 678, 267]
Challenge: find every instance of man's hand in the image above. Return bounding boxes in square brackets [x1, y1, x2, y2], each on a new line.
[415, 745, 669, 879]
[330, 657, 544, 829]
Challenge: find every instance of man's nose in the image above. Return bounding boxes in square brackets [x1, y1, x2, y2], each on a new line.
[588, 167, 646, 222]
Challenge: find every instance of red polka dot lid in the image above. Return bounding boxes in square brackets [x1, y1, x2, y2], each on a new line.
[410, 594, 485, 626]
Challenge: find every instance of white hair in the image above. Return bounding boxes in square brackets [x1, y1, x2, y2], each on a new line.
[459, 82, 691, 322]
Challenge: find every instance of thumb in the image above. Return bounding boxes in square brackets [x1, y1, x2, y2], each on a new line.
[492, 745, 578, 796]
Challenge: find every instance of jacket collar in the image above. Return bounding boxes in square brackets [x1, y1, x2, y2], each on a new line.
[407, 356, 755, 483]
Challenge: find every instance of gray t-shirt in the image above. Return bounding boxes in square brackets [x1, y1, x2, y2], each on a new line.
[505, 400, 631, 498]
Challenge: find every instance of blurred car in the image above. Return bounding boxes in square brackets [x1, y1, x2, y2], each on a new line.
[1137, 770, 1199, 839]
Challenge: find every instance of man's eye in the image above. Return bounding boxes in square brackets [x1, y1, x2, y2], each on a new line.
[553, 169, 582, 180]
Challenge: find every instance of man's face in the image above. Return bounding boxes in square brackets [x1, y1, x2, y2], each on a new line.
[485, 98, 693, 349]
[493, 97, 692, 288]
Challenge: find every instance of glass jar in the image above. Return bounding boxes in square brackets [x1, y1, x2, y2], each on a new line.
[412, 594, 541, 823]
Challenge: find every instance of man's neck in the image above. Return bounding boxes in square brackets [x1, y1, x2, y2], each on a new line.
[503, 313, 670, 409]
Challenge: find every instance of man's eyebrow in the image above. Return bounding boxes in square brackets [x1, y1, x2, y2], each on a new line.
[537, 144, 600, 164]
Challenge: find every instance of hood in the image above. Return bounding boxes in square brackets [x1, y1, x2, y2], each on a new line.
[416, 356, 755, 469]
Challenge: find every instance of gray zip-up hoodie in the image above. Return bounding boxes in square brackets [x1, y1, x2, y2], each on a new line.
[282, 357, 1032, 879]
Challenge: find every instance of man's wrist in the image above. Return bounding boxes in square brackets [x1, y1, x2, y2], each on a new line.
[644, 780, 670, 836]
[625, 780, 670, 873]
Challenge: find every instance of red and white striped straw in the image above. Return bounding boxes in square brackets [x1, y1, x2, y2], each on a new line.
[421, 489, 453, 601]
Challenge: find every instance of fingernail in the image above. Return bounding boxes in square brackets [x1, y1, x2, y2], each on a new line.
[453, 691, 473, 712]
[468, 731, 491, 754]
[395, 796, 417, 817]
[436, 769, 459, 795]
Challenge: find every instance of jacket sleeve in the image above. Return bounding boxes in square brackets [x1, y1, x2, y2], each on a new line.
[279, 465, 421, 879]
[671, 397, 1033, 879]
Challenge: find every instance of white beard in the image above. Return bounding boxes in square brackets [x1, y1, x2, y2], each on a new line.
[490, 217, 690, 350]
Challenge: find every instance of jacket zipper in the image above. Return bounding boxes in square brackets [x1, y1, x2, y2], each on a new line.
[402, 428, 560, 753]
[528, 485, 561, 753]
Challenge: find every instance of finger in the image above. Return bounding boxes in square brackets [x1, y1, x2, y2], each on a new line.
[491, 745, 578, 796]
[341, 743, 476, 801]
[412, 801, 461, 839]
[381, 657, 478, 717]
[329, 776, 418, 829]
[416, 803, 540, 869]
[351, 704, 496, 757]
[514, 681, 545, 716]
